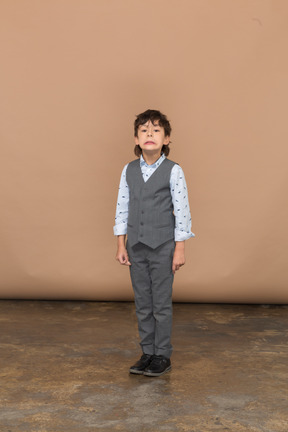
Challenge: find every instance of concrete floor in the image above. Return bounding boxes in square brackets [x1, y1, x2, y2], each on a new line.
[0, 301, 288, 432]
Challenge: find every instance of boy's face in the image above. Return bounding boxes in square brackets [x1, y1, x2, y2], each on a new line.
[135, 120, 170, 156]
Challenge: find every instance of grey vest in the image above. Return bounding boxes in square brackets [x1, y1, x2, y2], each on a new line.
[126, 158, 176, 249]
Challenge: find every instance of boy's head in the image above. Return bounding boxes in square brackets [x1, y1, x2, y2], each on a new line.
[134, 109, 172, 157]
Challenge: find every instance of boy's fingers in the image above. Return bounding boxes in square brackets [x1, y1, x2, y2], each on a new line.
[124, 256, 131, 265]
[116, 255, 125, 264]
[118, 255, 131, 266]
[172, 262, 184, 274]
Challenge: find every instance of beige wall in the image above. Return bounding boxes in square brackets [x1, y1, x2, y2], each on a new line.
[1, 0, 287, 302]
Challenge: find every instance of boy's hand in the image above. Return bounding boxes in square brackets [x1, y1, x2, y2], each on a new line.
[116, 246, 131, 266]
[172, 241, 185, 275]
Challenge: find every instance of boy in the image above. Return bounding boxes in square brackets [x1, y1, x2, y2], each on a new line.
[114, 109, 194, 377]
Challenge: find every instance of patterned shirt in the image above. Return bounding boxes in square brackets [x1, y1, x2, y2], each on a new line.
[113, 154, 195, 241]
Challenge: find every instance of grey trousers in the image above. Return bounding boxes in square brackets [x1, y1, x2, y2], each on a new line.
[126, 239, 175, 359]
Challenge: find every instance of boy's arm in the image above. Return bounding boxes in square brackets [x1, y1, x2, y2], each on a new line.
[115, 235, 131, 266]
[172, 241, 185, 275]
[170, 164, 195, 274]
[114, 165, 131, 266]
[170, 165, 195, 242]
[113, 164, 129, 236]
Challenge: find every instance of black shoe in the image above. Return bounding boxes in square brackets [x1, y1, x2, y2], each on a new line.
[143, 355, 171, 377]
[129, 354, 153, 375]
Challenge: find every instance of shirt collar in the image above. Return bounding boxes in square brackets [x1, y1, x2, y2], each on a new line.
[140, 153, 166, 168]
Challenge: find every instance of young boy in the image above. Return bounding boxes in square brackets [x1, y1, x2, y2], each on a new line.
[114, 109, 194, 377]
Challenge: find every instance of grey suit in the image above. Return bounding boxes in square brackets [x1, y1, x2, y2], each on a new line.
[126, 158, 176, 358]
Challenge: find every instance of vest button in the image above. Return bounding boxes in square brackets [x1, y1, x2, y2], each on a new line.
[140, 234, 143, 237]
[140, 222, 144, 226]
[141, 210, 144, 214]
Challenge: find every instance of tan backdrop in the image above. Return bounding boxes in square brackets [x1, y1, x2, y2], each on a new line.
[1, 0, 287, 302]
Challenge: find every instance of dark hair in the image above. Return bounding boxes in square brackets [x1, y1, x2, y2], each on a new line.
[134, 109, 172, 157]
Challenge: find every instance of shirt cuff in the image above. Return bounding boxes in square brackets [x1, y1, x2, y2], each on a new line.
[174, 229, 195, 242]
[113, 224, 127, 236]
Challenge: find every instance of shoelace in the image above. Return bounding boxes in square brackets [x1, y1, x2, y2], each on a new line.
[149, 355, 164, 365]
[141, 354, 152, 361]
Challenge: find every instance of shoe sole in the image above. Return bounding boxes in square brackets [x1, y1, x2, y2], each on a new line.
[129, 368, 145, 375]
[143, 365, 172, 377]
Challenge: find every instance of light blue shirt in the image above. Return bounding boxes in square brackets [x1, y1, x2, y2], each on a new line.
[114, 154, 195, 241]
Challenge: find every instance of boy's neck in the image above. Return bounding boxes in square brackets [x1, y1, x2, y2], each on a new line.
[142, 151, 163, 166]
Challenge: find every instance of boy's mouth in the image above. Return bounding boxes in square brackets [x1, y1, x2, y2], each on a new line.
[144, 141, 155, 145]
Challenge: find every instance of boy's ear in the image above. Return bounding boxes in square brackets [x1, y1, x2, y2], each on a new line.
[163, 135, 170, 145]
[134, 135, 139, 145]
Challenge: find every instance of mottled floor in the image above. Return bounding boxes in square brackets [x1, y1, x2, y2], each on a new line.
[0, 301, 288, 432]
